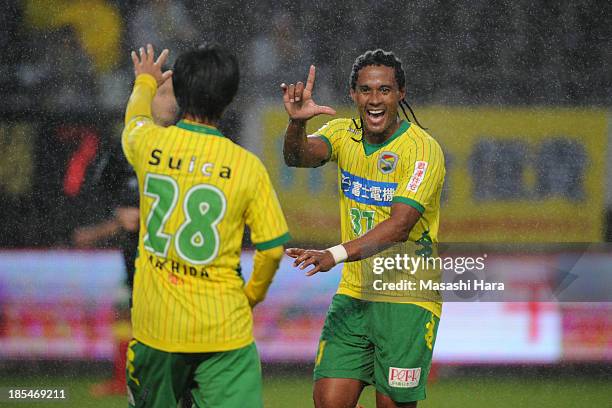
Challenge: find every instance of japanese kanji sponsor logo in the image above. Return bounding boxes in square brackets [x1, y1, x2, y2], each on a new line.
[407, 161, 428, 193]
[340, 169, 397, 206]
[378, 151, 399, 174]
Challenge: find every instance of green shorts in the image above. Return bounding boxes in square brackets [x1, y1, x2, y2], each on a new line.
[126, 340, 262, 408]
[314, 294, 439, 403]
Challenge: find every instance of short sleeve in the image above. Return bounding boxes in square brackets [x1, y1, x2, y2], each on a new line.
[311, 119, 352, 163]
[245, 162, 291, 250]
[392, 139, 445, 214]
[121, 74, 158, 167]
[121, 117, 156, 168]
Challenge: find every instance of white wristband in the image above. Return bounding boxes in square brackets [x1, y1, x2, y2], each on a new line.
[327, 244, 348, 265]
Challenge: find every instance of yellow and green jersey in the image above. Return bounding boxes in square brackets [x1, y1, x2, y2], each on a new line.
[122, 74, 290, 352]
[315, 118, 445, 317]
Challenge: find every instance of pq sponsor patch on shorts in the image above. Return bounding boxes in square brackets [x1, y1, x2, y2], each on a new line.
[388, 367, 421, 388]
[407, 161, 428, 193]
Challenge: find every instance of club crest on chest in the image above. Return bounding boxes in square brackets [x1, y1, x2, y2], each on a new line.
[378, 151, 398, 174]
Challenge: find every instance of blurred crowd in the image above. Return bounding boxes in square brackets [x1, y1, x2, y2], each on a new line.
[0, 0, 610, 114]
[0, 0, 610, 247]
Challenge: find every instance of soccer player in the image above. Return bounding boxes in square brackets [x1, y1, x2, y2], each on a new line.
[123, 44, 290, 407]
[280, 50, 445, 407]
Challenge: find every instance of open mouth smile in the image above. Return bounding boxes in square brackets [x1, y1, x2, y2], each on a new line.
[365, 109, 387, 127]
[367, 109, 385, 118]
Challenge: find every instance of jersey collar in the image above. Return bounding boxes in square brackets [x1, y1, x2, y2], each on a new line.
[362, 120, 410, 156]
[176, 120, 225, 137]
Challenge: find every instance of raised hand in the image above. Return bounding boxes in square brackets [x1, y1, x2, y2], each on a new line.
[280, 65, 336, 121]
[131, 44, 173, 87]
[286, 247, 336, 276]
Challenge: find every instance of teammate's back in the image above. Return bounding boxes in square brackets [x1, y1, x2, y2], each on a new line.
[126, 121, 283, 274]
[121, 43, 288, 408]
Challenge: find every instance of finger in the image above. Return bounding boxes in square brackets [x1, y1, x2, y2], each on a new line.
[287, 83, 295, 103]
[299, 256, 317, 270]
[295, 81, 304, 102]
[146, 44, 154, 63]
[155, 49, 169, 67]
[305, 264, 322, 276]
[131, 51, 139, 66]
[285, 248, 303, 258]
[160, 70, 173, 84]
[305, 65, 316, 92]
[293, 256, 307, 267]
[280, 83, 290, 103]
[316, 105, 337, 116]
[291, 83, 298, 102]
[293, 252, 312, 267]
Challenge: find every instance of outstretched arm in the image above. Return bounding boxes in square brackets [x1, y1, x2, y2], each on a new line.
[287, 203, 422, 276]
[280, 65, 336, 168]
[123, 45, 173, 165]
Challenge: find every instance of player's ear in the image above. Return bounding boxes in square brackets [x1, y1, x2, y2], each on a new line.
[349, 88, 357, 103]
[399, 87, 406, 100]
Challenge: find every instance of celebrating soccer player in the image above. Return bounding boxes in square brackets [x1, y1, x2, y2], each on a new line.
[280, 50, 445, 407]
[123, 44, 290, 408]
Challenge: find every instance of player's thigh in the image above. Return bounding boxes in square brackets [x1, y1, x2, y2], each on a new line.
[314, 294, 374, 386]
[314, 377, 365, 408]
[376, 391, 418, 408]
[126, 339, 192, 408]
[370, 303, 439, 404]
[191, 342, 263, 408]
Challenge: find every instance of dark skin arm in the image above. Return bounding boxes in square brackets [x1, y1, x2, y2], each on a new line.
[280, 65, 336, 167]
[283, 119, 330, 167]
[287, 203, 422, 275]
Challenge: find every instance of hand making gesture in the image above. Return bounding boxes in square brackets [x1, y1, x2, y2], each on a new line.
[130, 44, 173, 87]
[280, 65, 336, 121]
[285, 247, 336, 276]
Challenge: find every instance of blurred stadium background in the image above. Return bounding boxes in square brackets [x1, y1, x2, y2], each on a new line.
[0, 0, 610, 407]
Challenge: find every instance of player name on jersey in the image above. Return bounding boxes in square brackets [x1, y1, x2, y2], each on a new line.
[146, 253, 210, 281]
[148, 148, 232, 179]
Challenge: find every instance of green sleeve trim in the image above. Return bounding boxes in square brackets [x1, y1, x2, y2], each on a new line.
[314, 135, 332, 162]
[254, 232, 291, 250]
[392, 196, 425, 214]
[176, 120, 225, 137]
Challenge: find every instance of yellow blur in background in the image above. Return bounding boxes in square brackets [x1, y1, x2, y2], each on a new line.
[260, 107, 608, 244]
[25, 0, 121, 73]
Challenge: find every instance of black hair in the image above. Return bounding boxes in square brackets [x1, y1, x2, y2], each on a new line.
[349, 49, 425, 129]
[172, 42, 239, 123]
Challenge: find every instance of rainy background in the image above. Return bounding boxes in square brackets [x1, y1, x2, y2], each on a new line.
[0, 0, 611, 407]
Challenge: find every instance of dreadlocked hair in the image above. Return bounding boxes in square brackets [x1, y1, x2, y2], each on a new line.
[349, 49, 426, 130]
[400, 99, 427, 129]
